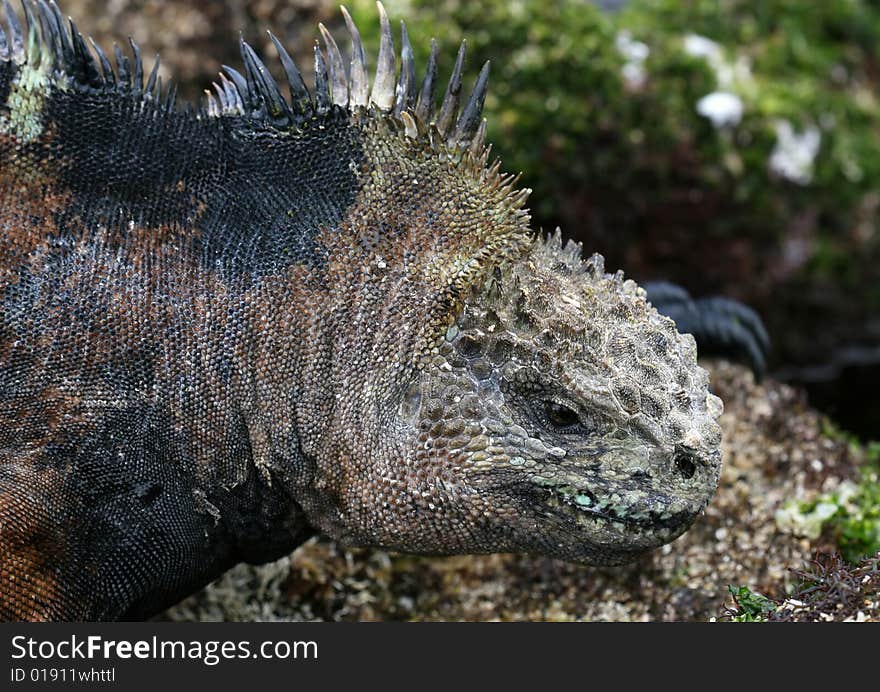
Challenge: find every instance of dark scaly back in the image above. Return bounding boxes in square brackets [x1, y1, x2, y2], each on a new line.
[0, 1, 530, 620]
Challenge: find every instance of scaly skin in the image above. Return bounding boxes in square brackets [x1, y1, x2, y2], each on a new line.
[0, 1, 721, 621]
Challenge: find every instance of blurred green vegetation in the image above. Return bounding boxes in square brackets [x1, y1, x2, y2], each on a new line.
[348, 0, 880, 383]
[725, 585, 777, 622]
[778, 422, 880, 562]
[781, 467, 880, 562]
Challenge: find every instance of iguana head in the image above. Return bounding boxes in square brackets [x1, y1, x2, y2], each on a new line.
[397, 238, 723, 565]
[285, 6, 723, 566]
[308, 220, 723, 565]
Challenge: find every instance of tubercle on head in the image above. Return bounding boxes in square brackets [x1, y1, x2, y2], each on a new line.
[461, 231, 723, 435]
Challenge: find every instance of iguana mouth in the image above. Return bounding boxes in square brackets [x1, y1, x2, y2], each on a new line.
[542, 486, 694, 532]
[532, 476, 701, 535]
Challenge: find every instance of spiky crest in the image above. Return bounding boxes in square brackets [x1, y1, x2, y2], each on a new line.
[0, 0, 494, 156]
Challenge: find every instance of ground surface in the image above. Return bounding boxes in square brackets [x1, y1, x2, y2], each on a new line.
[161, 361, 874, 621]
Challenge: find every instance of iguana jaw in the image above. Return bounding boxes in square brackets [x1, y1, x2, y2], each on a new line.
[523, 446, 721, 564]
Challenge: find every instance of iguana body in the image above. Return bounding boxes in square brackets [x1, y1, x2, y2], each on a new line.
[1, 1, 724, 621]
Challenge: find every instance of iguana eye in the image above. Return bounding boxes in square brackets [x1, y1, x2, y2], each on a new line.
[543, 401, 581, 432]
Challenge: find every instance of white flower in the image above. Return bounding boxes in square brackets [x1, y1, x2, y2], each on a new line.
[683, 34, 721, 60]
[775, 500, 837, 540]
[696, 91, 744, 128]
[684, 34, 753, 92]
[769, 120, 821, 185]
[616, 30, 650, 62]
[616, 30, 649, 88]
[621, 62, 646, 88]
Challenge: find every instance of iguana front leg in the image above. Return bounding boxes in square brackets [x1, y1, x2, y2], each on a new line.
[0, 390, 308, 621]
[1, 393, 217, 620]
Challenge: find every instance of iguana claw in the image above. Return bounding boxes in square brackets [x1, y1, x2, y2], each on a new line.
[644, 281, 770, 379]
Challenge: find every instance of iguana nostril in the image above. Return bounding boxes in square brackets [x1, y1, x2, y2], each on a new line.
[674, 450, 697, 479]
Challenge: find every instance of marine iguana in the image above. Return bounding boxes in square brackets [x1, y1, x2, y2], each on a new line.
[0, 0, 737, 621]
